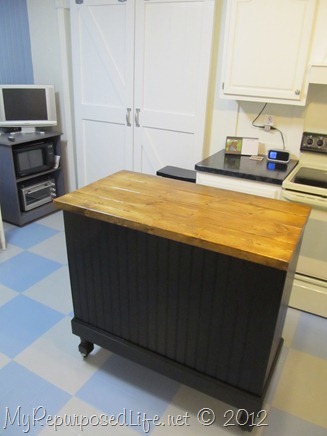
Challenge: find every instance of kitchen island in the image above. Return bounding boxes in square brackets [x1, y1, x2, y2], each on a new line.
[55, 170, 310, 429]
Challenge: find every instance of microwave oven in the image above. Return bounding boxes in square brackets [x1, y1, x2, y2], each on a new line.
[13, 141, 55, 177]
[19, 178, 57, 211]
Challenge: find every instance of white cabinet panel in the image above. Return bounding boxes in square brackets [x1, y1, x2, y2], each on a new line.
[221, 0, 317, 105]
[196, 171, 282, 199]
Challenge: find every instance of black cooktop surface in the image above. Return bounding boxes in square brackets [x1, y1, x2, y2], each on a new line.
[195, 150, 298, 185]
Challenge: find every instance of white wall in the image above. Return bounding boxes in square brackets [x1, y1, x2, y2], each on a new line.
[26, 0, 327, 185]
[206, 0, 327, 159]
[27, 0, 76, 191]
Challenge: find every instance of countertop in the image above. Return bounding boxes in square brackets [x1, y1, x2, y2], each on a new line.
[55, 170, 310, 271]
[195, 150, 298, 185]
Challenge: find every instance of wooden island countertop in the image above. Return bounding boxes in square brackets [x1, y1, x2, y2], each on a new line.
[54, 170, 310, 271]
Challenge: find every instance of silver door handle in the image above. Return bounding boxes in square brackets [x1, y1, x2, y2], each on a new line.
[126, 108, 131, 126]
[135, 108, 140, 127]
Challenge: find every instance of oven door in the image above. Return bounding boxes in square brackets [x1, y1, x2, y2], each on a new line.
[20, 182, 53, 211]
[282, 164, 327, 317]
[281, 191, 327, 317]
[296, 208, 327, 282]
[290, 207, 327, 318]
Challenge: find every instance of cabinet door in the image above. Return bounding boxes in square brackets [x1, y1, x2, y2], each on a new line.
[70, 0, 134, 186]
[222, 0, 317, 105]
[133, 0, 214, 173]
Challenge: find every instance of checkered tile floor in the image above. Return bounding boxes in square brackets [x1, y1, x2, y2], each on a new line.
[0, 211, 326, 435]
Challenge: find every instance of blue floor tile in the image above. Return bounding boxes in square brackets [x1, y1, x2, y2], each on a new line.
[0, 295, 64, 358]
[77, 354, 180, 434]
[5, 223, 59, 249]
[0, 251, 62, 292]
[0, 361, 71, 436]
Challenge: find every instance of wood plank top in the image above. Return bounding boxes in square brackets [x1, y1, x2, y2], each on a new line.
[54, 170, 311, 270]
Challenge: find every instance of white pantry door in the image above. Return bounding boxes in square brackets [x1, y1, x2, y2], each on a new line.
[70, 0, 214, 185]
[133, 0, 214, 173]
[70, 0, 135, 186]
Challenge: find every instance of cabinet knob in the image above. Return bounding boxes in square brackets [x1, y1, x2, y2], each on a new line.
[295, 89, 300, 96]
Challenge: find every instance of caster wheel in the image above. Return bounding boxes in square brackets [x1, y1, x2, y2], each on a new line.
[78, 341, 94, 358]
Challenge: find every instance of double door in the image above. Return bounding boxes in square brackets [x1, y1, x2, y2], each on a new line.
[70, 0, 214, 186]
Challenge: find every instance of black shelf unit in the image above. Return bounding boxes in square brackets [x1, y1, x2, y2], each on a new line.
[0, 131, 64, 226]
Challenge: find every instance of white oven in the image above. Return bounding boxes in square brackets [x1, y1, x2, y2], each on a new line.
[282, 132, 327, 318]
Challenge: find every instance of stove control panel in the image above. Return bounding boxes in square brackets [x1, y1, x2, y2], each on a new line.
[301, 132, 327, 154]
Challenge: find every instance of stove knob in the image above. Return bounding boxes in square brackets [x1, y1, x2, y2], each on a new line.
[317, 138, 324, 147]
[306, 136, 314, 146]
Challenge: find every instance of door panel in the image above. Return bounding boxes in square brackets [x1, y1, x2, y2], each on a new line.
[136, 127, 196, 173]
[134, 0, 214, 173]
[82, 120, 128, 183]
[141, 2, 204, 114]
[70, 0, 134, 186]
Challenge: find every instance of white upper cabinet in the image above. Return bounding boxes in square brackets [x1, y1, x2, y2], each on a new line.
[221, 0, 317, 105]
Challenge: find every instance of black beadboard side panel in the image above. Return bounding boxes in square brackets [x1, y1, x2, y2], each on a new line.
[64, 212, 287, 396]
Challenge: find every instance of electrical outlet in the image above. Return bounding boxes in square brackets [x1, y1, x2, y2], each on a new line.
[265, 115, 274, 126]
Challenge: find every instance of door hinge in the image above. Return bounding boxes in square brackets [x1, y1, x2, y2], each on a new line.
[222, 82, 224, 90]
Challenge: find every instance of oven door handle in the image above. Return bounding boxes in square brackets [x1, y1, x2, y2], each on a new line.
[281, 190, 326, 208]
[25, 182, 51, 195]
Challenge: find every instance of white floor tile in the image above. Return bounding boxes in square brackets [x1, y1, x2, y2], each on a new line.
[15, 317, 112, 395]
[38, 211, 65, 231]
[0, 351, 10, 369]
[271, 349, 327, 428]
[0, 284, 18, 308]
[23, 266, 73, 315]
[29, 231, 68, 264]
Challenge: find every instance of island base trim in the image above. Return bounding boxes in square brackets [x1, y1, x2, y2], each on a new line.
[72, 317, 284, 413]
